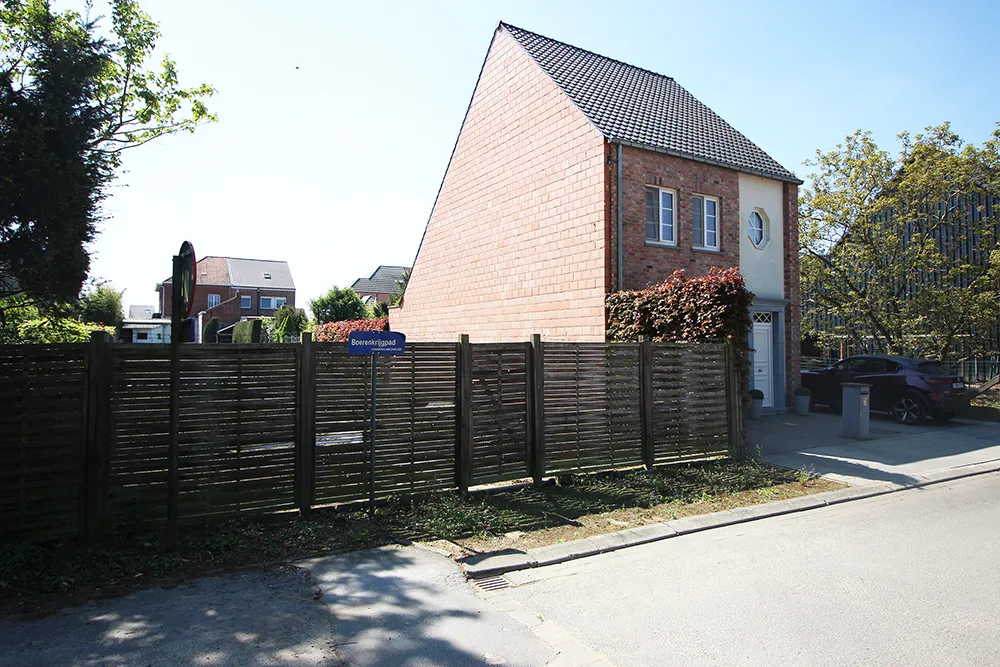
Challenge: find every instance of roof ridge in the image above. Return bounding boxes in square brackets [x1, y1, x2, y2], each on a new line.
[500, 22, 675, 83]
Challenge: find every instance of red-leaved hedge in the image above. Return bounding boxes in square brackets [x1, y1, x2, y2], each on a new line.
[605, 267, 754, 380]
[313, 318, 389, 343]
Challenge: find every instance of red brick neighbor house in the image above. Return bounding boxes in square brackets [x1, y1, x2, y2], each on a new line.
[391, 23, 802, 410]
[155, 256, 296, 339]
[351, 265, 409, 305]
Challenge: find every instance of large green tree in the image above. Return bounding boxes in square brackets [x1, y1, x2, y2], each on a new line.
[0, 0, 214, 312]
[800, 123, 1000, 360]
[78, 282, 123, 326]
[309, 286, 367, 324]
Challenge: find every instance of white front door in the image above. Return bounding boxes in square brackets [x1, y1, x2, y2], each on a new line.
[752, 316, 773, 408]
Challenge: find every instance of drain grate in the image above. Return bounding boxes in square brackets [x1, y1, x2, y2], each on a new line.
[472, 575, 512, 592]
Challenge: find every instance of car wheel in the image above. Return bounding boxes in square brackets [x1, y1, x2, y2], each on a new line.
[892, 394, 927, 425]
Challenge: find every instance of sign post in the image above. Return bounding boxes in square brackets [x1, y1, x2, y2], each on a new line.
[347, 330, 406, 519]
[167, 241, 196, 548]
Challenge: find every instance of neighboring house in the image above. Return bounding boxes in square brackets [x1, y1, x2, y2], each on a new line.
[156, 256, 296, 336]
[120, 319, 171, 344]
[351, 265, 409, 305]
[391, 23, 802, 409]
[128, 305, 155, 319]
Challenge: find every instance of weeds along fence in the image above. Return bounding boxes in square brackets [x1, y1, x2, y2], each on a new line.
[0, 333, 744, 543]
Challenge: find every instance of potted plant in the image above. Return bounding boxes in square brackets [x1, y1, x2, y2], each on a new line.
[794, 386, 811, 416]
[748, 389, 764, 420]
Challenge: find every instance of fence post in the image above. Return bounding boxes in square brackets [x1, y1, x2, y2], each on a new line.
[639, 336, 654, 470]
[84, 330, 112, 538]
[530, 334, 546, 486]
[724, 340, 746, 460]
[296, 332, 316, 516]
[457, 334, 473, 493]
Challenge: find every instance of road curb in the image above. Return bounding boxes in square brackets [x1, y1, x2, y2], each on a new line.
[460, 462, 1000, 580]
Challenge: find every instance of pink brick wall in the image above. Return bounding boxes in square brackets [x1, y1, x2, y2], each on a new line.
[611, 147, 740, 291]
[391, 28, 608, 342]
[783, 181, 802, 404]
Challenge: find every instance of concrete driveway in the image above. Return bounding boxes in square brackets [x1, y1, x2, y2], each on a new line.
[752, 411, 1000, 487]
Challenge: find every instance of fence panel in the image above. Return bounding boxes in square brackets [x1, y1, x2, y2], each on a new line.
[470, 343, 530, 485]
[650, 342, 729, 463]
[0, 345, 88, 541]
[313, 342, 458, 504]
[543, 343, 643, 474]
[313, 344, 372, 505]
[107, 345, 297, 527]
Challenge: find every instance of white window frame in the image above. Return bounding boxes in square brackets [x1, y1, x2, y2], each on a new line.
[692, 194, 720, 250]
[260, 296, 275, 310]
[275, 297, 287, 309]
[645, 186, 677, 246]
[207, 293, 221, 309]
[749, 208, 770, 249]
[240, 295, 252, 309]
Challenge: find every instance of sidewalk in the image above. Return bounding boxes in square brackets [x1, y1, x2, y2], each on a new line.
[752, 412, 1000, 487]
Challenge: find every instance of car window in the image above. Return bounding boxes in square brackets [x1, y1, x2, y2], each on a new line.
[916, 362, 950, 375]
[831, 358, 866, 372]
[857, 359, 890, 373]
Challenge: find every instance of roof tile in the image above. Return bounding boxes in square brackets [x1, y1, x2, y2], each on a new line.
[502, 23, 800, 184]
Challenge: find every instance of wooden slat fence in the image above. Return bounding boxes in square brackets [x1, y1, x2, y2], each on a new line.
[0, 345, 88, 541]
[470, 344, 530, 485]
[543, 343, 644, 474]
[0, 335, 741, 543]
[107, 345, 298, 529]
[650, 342, 730, 463]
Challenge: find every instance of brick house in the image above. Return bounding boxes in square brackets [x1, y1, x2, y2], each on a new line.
[156, 256, 296, 337]
[351, 265, 409, 305]
[391, 23, 802, 410]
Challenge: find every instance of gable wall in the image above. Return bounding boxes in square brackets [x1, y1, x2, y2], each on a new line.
[391, 29, 608, 342]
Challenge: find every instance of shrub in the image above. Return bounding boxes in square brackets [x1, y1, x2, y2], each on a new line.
[605, 267, 754, 380]
[202, 317, 220, 343]
[274, 304, 307, 340]
[232, 319, 262, 343]
[313, 318, 389, 343]
[309, 286, 367, 324]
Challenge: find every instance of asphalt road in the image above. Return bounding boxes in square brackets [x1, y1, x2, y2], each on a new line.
[497, 472, 1000, 667]
[0, 546, 555, 667]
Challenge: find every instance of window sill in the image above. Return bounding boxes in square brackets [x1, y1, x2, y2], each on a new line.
[692, 247, 724, 254]
[644, 240, 679, 249]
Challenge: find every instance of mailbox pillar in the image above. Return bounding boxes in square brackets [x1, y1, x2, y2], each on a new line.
[841, 382, 871, 440]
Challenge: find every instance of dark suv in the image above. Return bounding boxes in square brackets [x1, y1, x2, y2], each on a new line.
[801, 355, 969, 425]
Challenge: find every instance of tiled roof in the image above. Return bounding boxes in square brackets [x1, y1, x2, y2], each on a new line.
[352, 266, 409, 294]
[161, 256, 294, 290]
[502, 23, 801, 184]
[227, 258, 295, 290]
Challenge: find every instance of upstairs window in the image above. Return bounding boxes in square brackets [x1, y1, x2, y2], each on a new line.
[645, 187, 676, 245]
[240, 295, 251, 309]
[692, 195, 719, 250]
[749, 208, 770, 248]
[260, 296, 288, 310]
[207, 293, 221, 309]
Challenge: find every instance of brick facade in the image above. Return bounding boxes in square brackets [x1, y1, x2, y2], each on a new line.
[391, 29, 608, 342]
[611, 147, 740, 291]
[158, 284, 295, 323]
[782, 181, 801, 404]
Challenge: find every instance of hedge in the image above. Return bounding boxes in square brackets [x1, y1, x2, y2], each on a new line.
[313, 318, 389, 343]
[605, 267, 754, 381]
[233, 319, 262, 344]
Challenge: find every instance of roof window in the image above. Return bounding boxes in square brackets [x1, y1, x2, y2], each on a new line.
[263, 273, 272, 280]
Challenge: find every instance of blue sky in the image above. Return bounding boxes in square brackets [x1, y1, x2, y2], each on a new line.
[85, 0, 1000, 313]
